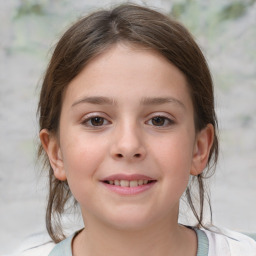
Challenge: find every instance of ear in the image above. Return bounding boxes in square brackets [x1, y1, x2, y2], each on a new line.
[39, 129, 67, 181]
[190, 124, 214, 176]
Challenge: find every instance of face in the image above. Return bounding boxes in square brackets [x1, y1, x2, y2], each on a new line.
[41, 43, 213, 231]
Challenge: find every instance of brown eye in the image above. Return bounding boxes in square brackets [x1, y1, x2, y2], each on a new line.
[147, 116, 174, 127]
[90, 117, 104, 126]
[152, 116, 165, 126]
[82, 116, 110, 127]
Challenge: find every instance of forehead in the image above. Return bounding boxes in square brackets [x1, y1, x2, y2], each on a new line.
[63, 43, 192, 109]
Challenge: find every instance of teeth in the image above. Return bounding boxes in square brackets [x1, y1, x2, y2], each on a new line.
[107, 179, 152, 187]
[138, 180, 144, 185]
[120, 180, 129, 187]
[130, 180, 138, 187]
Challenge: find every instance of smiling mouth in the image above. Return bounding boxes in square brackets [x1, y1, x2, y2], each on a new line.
[103, 180, 156, 187]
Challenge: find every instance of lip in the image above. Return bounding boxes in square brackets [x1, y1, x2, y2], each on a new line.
[100, 173, 157, 196]
[101, 173, 155, 181]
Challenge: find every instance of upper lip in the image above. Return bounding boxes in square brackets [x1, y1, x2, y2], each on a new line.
[101, 174, 155, 181]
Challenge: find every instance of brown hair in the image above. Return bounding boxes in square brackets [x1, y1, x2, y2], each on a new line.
[38, 3, 218, 243]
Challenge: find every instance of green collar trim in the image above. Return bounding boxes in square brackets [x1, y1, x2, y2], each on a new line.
[195, 229, 209, 256]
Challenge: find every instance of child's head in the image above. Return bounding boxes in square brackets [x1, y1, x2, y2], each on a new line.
[38, 4, 218, 242]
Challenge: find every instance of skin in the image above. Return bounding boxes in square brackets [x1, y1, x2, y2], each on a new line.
[40, 43, 214, 256]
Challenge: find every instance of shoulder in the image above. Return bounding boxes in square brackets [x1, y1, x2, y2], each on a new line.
[14, 230, 78, 256]
[19, 242, 55, 256]
[202, 227, 256, 256]
[9, 232, 55, 256]
[47, 232, 75, 256]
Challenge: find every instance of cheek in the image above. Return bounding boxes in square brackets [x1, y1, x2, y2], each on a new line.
[60, 135, 107, 195]
[63, 144, 103, 175]
[151, 132, 194, 191]
[152, 132, 194, 170]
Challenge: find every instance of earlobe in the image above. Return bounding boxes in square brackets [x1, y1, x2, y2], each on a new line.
[39, 129, 67, 181]
[190, 124, 214, 176]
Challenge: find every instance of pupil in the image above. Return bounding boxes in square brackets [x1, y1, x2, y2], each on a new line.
[152, 117, 164, 126]
[92, 117, 103, 126]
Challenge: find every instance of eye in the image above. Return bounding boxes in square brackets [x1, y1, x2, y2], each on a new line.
[147, 116, 174, 127]
[82, 116, 110, 127]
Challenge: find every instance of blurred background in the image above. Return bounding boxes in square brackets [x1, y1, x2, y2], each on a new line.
[0, 0, 255, 254]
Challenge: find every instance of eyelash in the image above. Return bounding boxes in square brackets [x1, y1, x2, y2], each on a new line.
[146, 115, 174, 127]
[81, 114, 174, 128]
[81, 115, 111, 127]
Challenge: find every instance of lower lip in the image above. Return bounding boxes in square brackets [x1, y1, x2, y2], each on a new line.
[101, 181, 156, 195]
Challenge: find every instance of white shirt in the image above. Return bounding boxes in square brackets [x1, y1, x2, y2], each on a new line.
[8, 227, 256, 256]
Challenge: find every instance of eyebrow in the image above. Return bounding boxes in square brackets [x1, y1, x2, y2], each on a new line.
[72, 96, 116, 107]
[141, 97, 185, 108]
[72, 96, 185, 109]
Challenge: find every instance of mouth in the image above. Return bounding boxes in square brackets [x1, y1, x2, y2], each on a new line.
[100, 174, 157, 195]
[103, 179, 156, 187]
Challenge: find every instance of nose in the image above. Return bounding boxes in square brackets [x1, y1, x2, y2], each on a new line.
[110, 122, 146, 161]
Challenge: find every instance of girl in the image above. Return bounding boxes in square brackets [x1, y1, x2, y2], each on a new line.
[22, 3, 256, 256]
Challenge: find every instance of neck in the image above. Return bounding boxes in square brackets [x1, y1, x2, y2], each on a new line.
[72, 211, 197, 256]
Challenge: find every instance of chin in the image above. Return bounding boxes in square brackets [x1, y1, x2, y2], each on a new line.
[101, 209, 156, 231]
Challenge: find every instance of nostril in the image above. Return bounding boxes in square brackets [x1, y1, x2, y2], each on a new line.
[134, 153, 141, 158]
[117, 153, 123, 158]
